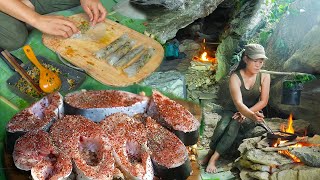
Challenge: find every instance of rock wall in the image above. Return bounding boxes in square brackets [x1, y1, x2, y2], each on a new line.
[213, 0, 320, 133]
[141, 0, 226, 44]
[265, 0, 320, 133]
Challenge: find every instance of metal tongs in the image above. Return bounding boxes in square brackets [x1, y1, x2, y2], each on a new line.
[259, 119, 275, 134]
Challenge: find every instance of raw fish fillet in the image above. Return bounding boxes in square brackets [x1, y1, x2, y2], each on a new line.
[13, 130, 72, 180]
[64, 90, 149, 122]
[146, 117, 192, 179]
[147, 90, 200, 145]
[50, 115, 114, 180]
[99, 113, 154, 180]
[7, 92, 63, 133]
[6, 92, 63, 153]
[31, 152, 72, 180]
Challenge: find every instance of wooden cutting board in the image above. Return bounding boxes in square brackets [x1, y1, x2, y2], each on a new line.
[43, 13, 164, 87]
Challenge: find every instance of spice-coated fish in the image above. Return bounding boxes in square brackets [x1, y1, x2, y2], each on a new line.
[50, 115, 115, 180]
[99, 113, 154, 180]
[146, 117, 192, 179]
[6, 92, 64, 153]
[64, 90, 149, 122]
[147, 90, 200, 145]
[13, 130, 72, 180]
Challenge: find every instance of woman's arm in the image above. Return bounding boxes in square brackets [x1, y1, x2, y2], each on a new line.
[229, 73, 264, 122]
[0, 0, 38, 25]
[249, 73, 271, 112]
[0, 0, 78, 38]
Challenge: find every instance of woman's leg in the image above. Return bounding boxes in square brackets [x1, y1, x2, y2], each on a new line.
[206, 151, 220, 173]
[0, 12, 28, 51]
[29, 0, 80, 15]
[206, 118, 241, 173]
[200, 111, 234, 165]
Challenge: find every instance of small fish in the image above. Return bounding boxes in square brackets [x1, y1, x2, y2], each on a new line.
[123, 47, 155, 77]
[95, 34, 129, 59]
[114, 45, 145, 68]
[107, 40, 136, 65]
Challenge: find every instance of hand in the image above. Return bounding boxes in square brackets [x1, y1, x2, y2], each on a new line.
[33, 15, 78, 38]
[250, 111, 264, 123]
[80, 0, 107, 26]
[232, 112, 246, 123]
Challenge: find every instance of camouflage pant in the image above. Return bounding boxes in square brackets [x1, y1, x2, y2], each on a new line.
[0, 0, 80, 50]
[209, 110, 256, 155]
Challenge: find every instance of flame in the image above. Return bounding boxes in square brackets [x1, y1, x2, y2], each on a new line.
[192, 38, 217, 64]
[193, 51, 216, 63]
[278, 150, 301, 162]
[280, 113, 295, 134]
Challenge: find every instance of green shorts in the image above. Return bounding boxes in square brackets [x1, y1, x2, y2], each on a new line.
[0, 0, 80, 50]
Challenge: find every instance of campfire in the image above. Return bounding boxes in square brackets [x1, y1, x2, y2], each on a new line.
[235, 115, 320, 180]
[192, 39, 217, 64]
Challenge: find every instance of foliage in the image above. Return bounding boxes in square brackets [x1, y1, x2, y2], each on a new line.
[258, 0, 297, 46]
[283, 74, 316, 89]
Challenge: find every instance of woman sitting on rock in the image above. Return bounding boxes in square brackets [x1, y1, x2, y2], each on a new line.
[201, 43, 271, 173]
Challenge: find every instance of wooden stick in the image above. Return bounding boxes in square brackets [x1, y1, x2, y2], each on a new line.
[260, 70, 312, 76]
[1, 51, 43, 94]
[261, 146, 289, 152]
[0, 96, 19, 111]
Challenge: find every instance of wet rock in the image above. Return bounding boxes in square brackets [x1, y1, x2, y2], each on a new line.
[130, 0, 185, 10]
[291, 146, 320, 167]
[139, 70, 186, 98]
[244, 149, 293, 166]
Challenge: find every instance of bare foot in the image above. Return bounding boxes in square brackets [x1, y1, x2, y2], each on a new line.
[198, 149, 214, 166]
[206, 160, 217, 173]
[205, 151, 220, 173]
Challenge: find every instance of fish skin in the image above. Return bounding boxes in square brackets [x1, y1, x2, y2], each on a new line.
[6, 92, 64, 133]
[146, 90, 200, 145]
[50, 115, 114, 180]
[64, 90, 149, 122]
[146, 117, 192, 179]
[6, 92, 64, 153]
[146, 117, 189, 168]
[99, 113, 154, 180]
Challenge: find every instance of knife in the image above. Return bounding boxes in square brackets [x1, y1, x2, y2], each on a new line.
[1, 50, 43, 94]
[0, 48, 24, 70]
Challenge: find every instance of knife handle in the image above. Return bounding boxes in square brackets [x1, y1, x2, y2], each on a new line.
[0, 50, 15, 70]
[0, 49, 24, 70]
[1, 51, 43, 94]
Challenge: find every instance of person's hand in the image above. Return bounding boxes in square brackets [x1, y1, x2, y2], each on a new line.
[250, 111, 264, 123]
[33, 15, 78, 38]
[80, 0, 107, 26]
[232, 112, 246, 123]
